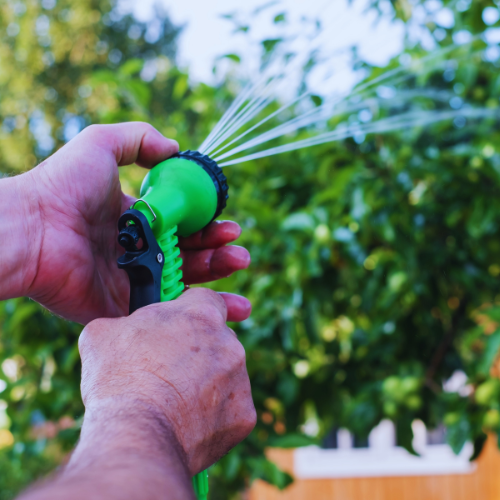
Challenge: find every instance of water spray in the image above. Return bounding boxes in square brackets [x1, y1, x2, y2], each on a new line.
[117, 150, 228, 500]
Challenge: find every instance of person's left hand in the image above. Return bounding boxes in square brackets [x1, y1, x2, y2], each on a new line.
[12, 123, 250, 324]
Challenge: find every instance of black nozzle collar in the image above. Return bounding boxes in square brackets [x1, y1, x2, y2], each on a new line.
[172, 150, 229, 221]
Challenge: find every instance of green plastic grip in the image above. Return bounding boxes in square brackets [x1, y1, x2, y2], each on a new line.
[192, 470, 209, 500]
[157, 225, 184, 302]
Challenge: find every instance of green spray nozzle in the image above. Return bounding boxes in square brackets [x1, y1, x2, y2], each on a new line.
[118, 150, 229, 307]
[117, 150, 228, 500]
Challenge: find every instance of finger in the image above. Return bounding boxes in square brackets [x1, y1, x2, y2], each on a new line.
[177, 288, 228, 321]
[77, 122, 179, 168]
[178, 221, 242, 250]
[181, 246, 251, 285]
[219, 293, 252, 322]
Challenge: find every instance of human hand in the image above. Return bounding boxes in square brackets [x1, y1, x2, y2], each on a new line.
[78, 288, 256, 475]
[11, 122, 250, 324]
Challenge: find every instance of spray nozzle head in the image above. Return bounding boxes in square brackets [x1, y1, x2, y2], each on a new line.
[171, 150, 228, 221]
[135, 150, 228, 238]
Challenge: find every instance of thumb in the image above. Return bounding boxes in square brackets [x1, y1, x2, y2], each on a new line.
[74, 122, 179, 168]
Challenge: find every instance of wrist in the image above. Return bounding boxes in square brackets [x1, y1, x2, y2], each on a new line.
[21, 397, 196, 500]
[68, 397, 190, 477]
[0, 171, 42, 300]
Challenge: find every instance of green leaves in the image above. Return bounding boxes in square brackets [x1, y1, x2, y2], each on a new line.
[88, 62, 152, 117]
[478, 330, 500, 376]
[396, 416, 417, 455]
[119, 59, 144, 76]
[219, 54, 241, 64]
[268, 433, 317, 448]
[281, 212, 315, 232]
[475, 379, 500, 405]
[247, 457, 293, 490]
[274, 13, 286, 24]
[262, 38, 283, 54]
[0, 298, 83, 496]
[382, 376, 422, 417]
[446, 413, 470, 454]
[0, 449, 56, 500]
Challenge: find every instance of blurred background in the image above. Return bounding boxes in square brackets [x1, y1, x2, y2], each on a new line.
[2, 0, 500, 498]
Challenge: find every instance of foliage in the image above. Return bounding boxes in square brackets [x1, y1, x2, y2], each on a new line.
[0, 448, 56, 500]
[0, 298, 82, 495]
[2, 0, 500, 499]
[0, 0, 180, 170]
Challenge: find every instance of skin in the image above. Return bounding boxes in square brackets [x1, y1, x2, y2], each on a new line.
[0, 123, 256, 499]
[1, 122, 251, 324]
[19, 288, 257, 500]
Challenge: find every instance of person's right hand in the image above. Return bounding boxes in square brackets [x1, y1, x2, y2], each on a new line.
[78, 288, 256, 475]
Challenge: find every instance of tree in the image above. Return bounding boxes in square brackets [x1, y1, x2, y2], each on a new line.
[2, 0, 500, 499]
[0, 0, 180, 170]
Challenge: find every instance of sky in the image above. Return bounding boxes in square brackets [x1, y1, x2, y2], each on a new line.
[123, 0, 405, 95]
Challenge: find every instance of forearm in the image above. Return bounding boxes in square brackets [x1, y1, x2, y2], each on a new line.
[19, 400, 195, 500]
[0, 172, 41, 300]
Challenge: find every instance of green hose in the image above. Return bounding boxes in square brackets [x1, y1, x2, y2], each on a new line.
[192, 470, 209, 500]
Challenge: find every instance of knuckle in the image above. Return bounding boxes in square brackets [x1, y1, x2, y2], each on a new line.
[183, 302, 224, 329]
[77, 332, 87, 356]
[211, 292, 228, 313]
[202, 304, 225, 324]
[137, 121, 157, 133]
[81, 124, 102, 139]
[227, 338, 247, 367]
[79, 124, 114, 148]
[242, 404, 258, 434]
[78, 321, 98, 356]
[228, 400, 257, 445]
[78, 318, 112, 355]
[182, 289, 228, 324]
[80, 318, 98, 338]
